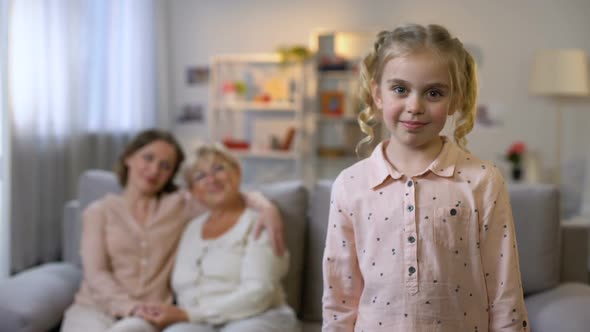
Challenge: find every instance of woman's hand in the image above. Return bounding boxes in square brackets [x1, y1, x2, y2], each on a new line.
[133, 303, 189, 329]
[247, 192, 286, 256]
[254, 202, 286, 257]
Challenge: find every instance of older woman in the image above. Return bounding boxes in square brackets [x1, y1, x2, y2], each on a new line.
[60, 130, 285, 332]
[135, 144, 300, 332]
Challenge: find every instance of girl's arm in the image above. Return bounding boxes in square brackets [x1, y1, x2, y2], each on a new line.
[322, 175, 363, 332]
[479, 170, 529, 331]
[79, 203, 141, 317]
[183, 228, 289, 325]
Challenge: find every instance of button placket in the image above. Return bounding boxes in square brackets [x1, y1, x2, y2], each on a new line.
[136, 232, 150, 289]
[403, 177, 419, 294]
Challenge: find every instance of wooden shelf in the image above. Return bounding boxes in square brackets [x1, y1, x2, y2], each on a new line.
[212, 53, 283, 64]
[562, 216, 590, 229]
[318, 70, 357, 80]
[230, 149, 297, 160]
[319, 114, 358, 122]
[218, 101, 297, 112]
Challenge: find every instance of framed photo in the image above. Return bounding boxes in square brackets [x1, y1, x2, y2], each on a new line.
[321, 91, 344, 116]
[186, 66, 210, 85]
[177, 104, 205, 123]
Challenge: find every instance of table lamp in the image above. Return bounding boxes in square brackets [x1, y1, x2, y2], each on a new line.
[529, 49, 590, 186]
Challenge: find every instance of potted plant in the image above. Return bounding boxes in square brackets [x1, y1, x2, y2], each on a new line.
[506, 141, 526, 181]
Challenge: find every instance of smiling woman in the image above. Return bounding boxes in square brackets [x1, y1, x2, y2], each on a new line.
[137, 143, 301, 332]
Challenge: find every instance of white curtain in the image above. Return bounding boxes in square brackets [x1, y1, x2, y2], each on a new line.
[8, 0, 158, 273]
[0, 0, 10, 279]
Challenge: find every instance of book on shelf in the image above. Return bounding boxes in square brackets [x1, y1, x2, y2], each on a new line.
[320, 91, 345, 116]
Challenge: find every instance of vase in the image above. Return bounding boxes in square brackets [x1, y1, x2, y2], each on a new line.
[512, 166, 522, 181]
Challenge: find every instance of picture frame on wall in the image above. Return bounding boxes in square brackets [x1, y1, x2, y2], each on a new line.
[320, 91, 344, 116]
[186, 66, 210, 86]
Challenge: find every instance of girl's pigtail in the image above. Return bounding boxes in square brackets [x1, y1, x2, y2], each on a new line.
[453, 50, 478, 151]
[356, 31, 390, 157]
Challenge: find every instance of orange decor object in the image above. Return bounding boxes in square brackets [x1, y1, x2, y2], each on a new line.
[320, 91, 344, 116]
[222, 137, 250, 150]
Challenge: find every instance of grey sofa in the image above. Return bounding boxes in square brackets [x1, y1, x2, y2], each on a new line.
[2, 169, 590, 332]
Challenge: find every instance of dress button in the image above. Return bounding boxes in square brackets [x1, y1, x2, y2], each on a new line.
[408, 266, 416, 274]
[450, 208, 457, 216]
[407, 205, 414, 212]
[140, 241, 147, 248]
[407, 180, 413, 187]
[408, 236, 416, 243]
[140, 259, 147, 266]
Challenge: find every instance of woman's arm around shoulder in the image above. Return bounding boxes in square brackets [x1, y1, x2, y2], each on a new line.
[243, 191, 286, 257]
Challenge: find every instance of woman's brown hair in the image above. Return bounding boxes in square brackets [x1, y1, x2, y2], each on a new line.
[115, 129, 185, 195]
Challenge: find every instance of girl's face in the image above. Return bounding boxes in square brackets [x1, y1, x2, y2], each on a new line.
[189, 154, 241, 208]
[125, 140, 178, 196]
[372, 50, 453, 150]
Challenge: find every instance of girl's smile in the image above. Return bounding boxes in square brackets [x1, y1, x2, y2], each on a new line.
[400, 120, 429, 130]
[372, 50, 452, 151]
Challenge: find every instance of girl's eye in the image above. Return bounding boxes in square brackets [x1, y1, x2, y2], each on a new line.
[392, 86, 407, 94]
[142, 153, 154, 162]
[427, 89, 444, 98]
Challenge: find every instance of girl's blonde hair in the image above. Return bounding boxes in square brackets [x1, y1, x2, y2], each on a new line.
[183, 143, 241, 186]
[357, 23, 478, 155]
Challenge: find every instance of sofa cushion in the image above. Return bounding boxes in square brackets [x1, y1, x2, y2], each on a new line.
[509, 184, 560, 295]
[0, 262, 82, 332]
[63, 170, 121, 267]
[300, 180, 332, 322]
[259, 181, 308, 318]
[0, 306, 23, 332]
[78, 169, 121, 212]
[525, 283, 590, 332]
[62, 200, 81, 267]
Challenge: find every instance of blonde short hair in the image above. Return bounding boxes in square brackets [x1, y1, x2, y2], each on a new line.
[183, 143, 241, 186]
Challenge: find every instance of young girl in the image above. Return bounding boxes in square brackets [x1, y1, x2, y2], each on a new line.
[322, 24, 529, 331]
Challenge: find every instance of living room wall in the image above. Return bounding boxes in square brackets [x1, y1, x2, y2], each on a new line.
[164, 0, 590, 196]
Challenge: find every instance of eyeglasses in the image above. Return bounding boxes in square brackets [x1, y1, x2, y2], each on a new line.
[191, 163, 228, 184]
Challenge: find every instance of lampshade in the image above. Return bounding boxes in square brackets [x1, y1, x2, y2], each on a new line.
[530, 49, 590, 96]
[310, 31, 373, 60]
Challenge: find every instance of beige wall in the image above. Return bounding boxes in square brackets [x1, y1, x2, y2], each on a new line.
[163, 0, 590, 206]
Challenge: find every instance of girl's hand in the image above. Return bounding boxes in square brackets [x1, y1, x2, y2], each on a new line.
[133, 303, 188, 328]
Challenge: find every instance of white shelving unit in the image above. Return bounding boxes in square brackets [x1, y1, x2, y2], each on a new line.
[209, 53, 316, 186]
[312, 64, 385, 180]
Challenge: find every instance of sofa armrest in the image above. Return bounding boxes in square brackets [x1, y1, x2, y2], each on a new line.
[62, 200, 81, 267]
[0, 262, 82, 332]
[525, 283, 590, 332]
